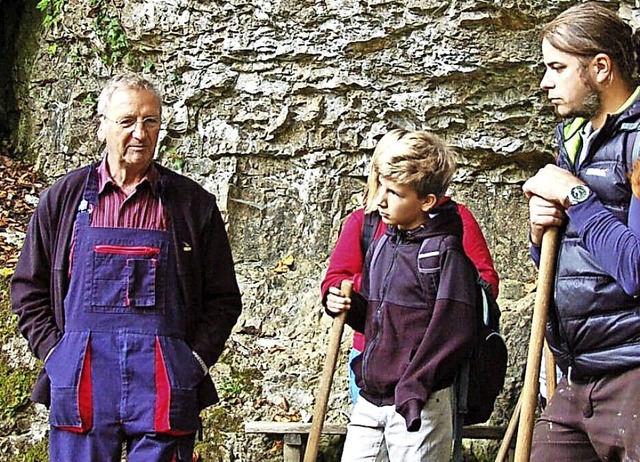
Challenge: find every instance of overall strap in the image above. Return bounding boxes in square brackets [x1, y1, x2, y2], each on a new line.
[74, 163, 100, 228]
[82, 162, 100, 206]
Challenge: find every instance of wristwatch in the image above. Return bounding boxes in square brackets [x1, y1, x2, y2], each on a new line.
[567, 184, 591, 207]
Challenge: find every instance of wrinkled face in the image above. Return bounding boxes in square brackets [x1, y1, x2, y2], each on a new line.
[375, 176, 434, 231]
[98, 88, 161, 171]
[540, 38, 601, 120]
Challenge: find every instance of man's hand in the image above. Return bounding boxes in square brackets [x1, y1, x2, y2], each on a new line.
[325, 285, 351, 315]
[523, 164, 585, 206]
[527, 195, 566, 246]
[629, 158, 640, 199]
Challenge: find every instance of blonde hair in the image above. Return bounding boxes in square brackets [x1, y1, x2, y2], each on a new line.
[364, 129, 456, 212]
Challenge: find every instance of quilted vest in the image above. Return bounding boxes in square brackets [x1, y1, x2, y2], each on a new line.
[549, 92, 640, 380]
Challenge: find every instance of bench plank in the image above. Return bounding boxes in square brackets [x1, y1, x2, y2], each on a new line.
[245, 421, 505, 440]
[245, 421, 346, 435]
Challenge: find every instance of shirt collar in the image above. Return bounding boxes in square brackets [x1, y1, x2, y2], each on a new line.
[97, 157, 160, 196]
[614, 86, 640, 115]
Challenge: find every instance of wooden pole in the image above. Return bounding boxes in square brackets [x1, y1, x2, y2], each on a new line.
[303, 280, 353, 462]
[544, 341, 557, 399]
[495, 394, 523, 462]
[514, 227, 560, 462]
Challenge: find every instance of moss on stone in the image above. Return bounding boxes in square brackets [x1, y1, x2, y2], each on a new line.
[0, 277, 38, 425]
[15, 438, 49, 462]
[195, 405, 243, 460]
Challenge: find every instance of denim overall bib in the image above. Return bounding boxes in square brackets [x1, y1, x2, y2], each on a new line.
[47, 168, 204, 461]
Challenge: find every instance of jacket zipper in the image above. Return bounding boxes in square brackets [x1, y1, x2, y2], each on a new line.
[94, 245, 160, 257]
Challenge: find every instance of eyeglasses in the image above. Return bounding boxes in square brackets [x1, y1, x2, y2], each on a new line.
[101, 114, 161, 131]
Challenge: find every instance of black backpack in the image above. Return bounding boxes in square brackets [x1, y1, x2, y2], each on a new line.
[409, 235, 507, 425]
[361, 213, 507, 459]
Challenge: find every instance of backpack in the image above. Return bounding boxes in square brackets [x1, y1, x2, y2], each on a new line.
[412, 236, 508, 425]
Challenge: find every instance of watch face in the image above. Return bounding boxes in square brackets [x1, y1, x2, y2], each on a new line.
[570, 185, 589, 204]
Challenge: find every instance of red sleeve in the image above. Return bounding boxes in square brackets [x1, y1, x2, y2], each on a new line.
[320, 209, 367, 297]
[457, 203, 500, 298]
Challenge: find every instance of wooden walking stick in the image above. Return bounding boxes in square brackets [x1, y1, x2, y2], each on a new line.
[544, 340, 557, 399]
[514, 227, 560, 462]
[303, 279, 353, 462]
[496, 348, 557, 462]
[495, 394, 522, 462]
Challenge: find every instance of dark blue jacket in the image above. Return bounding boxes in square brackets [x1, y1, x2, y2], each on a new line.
[344, 200, 477, 430]
[548, 90, 640, 380]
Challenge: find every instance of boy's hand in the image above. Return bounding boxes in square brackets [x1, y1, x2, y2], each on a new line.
[629, 158, 640, 199]
[325, 285, 351, 315]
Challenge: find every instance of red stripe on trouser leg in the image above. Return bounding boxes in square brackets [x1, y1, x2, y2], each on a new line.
[58, 340, 93, 433]
[155, 337, 171, 432]
[154, 337, 194, 436]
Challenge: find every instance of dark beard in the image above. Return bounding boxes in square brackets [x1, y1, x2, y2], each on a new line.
[558, 74, 602, 120]
[571, 88, 601, 119]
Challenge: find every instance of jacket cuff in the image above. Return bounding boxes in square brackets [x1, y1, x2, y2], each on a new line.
[36, 332, 62, 363]
[396, 398, 424, 432]
[192, 350, 210, 376]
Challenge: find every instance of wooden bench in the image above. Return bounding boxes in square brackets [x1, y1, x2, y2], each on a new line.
[245, 421, 506, 462]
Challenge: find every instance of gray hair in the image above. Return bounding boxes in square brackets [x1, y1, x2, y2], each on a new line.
[97, 74, 162, 116]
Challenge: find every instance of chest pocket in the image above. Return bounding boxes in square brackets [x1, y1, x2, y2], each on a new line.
[90, 244, 161, 311]
[417, 237, 443, 304]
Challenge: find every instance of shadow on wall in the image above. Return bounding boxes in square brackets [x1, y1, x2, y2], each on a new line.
[0, 0, 39, 158]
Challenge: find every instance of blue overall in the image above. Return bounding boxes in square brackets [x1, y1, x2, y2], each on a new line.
[47, 169, 204, 461]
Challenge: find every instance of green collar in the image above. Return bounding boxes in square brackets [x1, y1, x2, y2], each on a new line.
[562, 86, 640, 164]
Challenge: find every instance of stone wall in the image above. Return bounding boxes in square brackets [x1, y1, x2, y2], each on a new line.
[3, 0, 640, 460]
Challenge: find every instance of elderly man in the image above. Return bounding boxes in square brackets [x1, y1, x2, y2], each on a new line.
[11, 74, 242, 461]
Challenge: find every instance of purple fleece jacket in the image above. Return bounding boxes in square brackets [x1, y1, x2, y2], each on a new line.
[332, 200, 477, 431]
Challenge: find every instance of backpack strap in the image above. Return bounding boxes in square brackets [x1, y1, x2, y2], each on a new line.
[368, 232, 388, 270]
[452, 359, 470, 462]
[632, 131, 640, 166]
[631, 130, 640, 169]
[360, 212, 381, 256]
[416, 235, 467, 460]
[622, 121, 640, 171]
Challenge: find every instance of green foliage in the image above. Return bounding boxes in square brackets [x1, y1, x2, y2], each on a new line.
[36, 0, 129, 66]
[195, 359, 263, 458]
[17, 439, 49, 462]
[217, 376, 245, 401]
[196, 406, 243, 460]
[159, 145, 186, 172]
[89, 0, 129, 66]
[217, 364, 263, 402]
[36, 0, 65, 29]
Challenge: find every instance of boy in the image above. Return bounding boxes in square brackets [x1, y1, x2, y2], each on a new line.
[325, 128, 478, 461]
